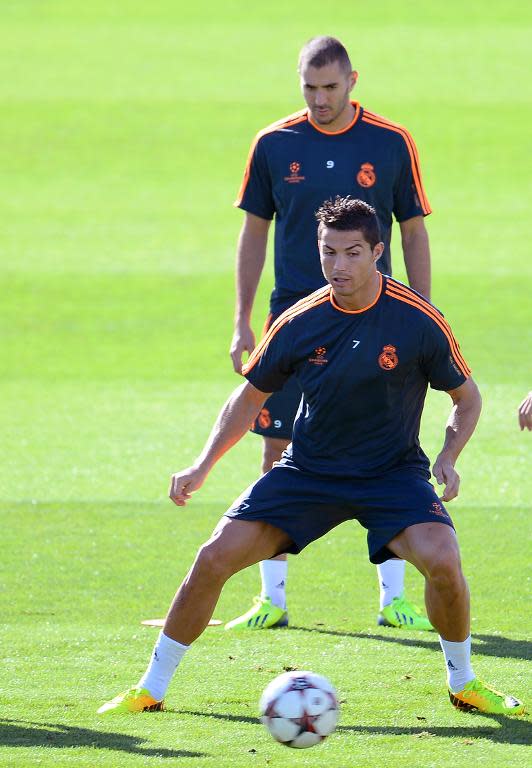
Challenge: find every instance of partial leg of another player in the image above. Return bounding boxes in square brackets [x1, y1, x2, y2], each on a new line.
[225, 435, 432, 631]
[98, 516, 293, 714]
[387, 521, 524, 715]
[376, 559, 433, 631]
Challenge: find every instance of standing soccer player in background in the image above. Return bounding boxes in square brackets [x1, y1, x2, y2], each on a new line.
[228, 36, 433, 631]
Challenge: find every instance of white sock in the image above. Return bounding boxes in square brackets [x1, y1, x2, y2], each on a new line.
[137, 631, 189, 701]
[439, 635, 475, 692]
[377, 559, 406, 609]
[259, 560, 287, 610]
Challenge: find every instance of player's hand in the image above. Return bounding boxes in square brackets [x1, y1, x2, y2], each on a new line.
[518, 392, 532, 431]
[432, 453, 460, 502]
[230, 324, 256, 374]
[168, 466, 207, 507]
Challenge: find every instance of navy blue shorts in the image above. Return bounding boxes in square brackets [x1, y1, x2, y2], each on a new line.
[225, 463, 454, 564]
[250, 310, 302, 440]
[250, 375, 302, 439]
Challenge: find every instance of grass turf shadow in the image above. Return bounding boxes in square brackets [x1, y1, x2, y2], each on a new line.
[335, 715, 532, 745]
[177, 709, 531, 746]
[0, 718, 206, 758]
[289, 626, 532, 661]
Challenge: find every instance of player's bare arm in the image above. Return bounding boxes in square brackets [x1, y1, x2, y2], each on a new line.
[169, 381, 270, 506]
[400, 216, 431, 300]
[230, 212, 272, 373]
[518, 391, 532, 431]
[432, 378, 482, 502]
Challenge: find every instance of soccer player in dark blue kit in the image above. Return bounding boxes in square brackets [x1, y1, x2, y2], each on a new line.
[99, 198, 524, 716]
[229, 36, 433, 630]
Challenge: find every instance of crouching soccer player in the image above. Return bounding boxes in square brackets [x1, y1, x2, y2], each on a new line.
[98, 198, 524, 717]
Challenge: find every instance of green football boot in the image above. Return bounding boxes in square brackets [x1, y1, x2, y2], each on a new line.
[224, 596, 288, 630]
[449, 679, 525, 716]
[378, 595, 433, 631]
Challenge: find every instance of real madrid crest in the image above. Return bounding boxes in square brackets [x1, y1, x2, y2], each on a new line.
[378, 344, 398, 370]
[356, 162, 376, 188]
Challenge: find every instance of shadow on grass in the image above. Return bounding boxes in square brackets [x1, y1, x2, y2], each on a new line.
[336, 715, 532, 745]
[0, 719, 206, 759]
[288, 626, 532, 661]
[178, 709, 531, 746]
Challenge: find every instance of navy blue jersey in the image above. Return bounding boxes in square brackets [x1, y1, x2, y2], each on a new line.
[242, 276, 470, 478]
[235, 103, 431, 312]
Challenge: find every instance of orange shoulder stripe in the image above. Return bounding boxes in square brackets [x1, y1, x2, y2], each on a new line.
[361, 110, 432, 215]
[385, 280, 471, 376]
[362, 110, 430, 213]
[386, 277, 445, 318]
[384, 282, 470, 377]
[234, 110, 309, 206]
[385, 288, 470, 378]
[244, 286, 330, 371]
[387, 277, 471, 373]
[242, 287, 330, 376]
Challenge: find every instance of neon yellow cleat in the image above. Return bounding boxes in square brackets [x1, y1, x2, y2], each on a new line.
[449, 679, 525, 716]
[378, 595, 433, 631]
[224, 596, 288, 630]
[97, 686, 164, 715]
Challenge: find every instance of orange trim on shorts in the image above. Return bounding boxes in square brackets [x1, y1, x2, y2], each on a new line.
[361, 110, 432, 215]
[242, 287, 331, 376]
[385, 279, 471, 378]
[234, 110, 309, 206]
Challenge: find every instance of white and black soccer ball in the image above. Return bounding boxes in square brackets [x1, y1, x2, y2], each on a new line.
[259, 670, 339, 749]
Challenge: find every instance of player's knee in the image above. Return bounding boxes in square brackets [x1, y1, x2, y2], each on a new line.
[427, 545, 464, 594]
[193, 539, 235, 584]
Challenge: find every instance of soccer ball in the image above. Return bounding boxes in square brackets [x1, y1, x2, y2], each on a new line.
[259, 670, 339, 748]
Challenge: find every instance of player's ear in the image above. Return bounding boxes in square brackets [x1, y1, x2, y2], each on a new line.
[373, 242, 384, 262]
[349, 71, 358, 90]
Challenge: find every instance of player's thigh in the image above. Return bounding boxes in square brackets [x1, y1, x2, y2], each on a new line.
[387, 521, 462, 578]
[207, 515, 293, 571]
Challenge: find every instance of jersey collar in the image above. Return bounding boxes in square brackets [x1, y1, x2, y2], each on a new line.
[308, 101, 361, 135]
[329, 272, 383, 314]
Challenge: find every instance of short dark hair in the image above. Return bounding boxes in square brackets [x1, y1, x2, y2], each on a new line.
[298, 36, 352, 74]
[316, 196, 381, 248]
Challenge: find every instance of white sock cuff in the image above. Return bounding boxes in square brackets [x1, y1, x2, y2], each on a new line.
[439, 634, 471, 651]
[158, 631, 190, 652]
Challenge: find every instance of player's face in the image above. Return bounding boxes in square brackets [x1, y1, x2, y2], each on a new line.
[319, 227, 384, 304]
[300, 62, 357, 130]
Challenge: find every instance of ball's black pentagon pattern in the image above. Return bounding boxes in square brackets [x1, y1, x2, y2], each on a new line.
[260, 671, 339, 749]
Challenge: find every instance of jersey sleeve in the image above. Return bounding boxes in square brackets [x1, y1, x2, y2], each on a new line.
[242, 319, 295, 393]
[421, 315, 471, 391]
[234, 135, 275, 220]
[393, 131, 432, 222]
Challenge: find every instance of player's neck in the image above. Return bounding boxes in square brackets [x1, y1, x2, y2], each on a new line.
[309, 101, 356, 134]
[331, 271, 381, 312]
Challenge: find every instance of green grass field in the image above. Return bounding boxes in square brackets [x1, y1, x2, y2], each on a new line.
[1, 1, 531, 765]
